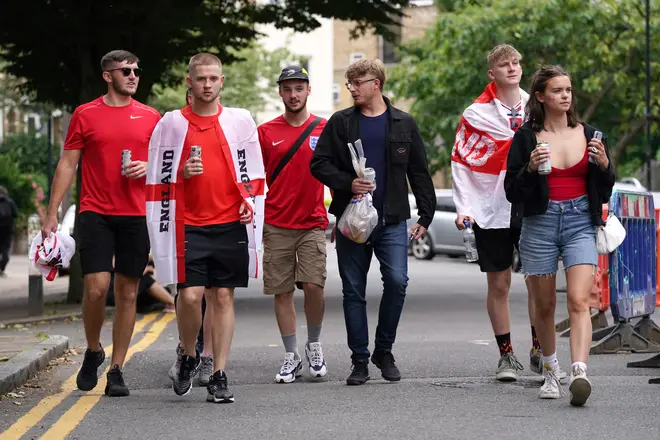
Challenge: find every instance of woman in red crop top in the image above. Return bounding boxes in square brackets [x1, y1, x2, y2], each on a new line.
[505, 65, 615, 407]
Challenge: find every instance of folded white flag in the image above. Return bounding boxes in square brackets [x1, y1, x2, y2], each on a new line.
[28, 231, 76, 281]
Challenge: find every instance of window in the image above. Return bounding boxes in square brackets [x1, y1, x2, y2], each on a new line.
[332, 84, 340, 105]
[349, 52, 364, 64]
[380, 19, 402, 64]
[436, 197, 456, 213]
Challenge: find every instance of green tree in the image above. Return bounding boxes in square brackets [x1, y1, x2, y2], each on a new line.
[148, 42, 305, 116]
[0, 155, 44, 234]
[389, 0, 660, 175]
[0, 133, 59, 176]
[0, 0, 415, 303]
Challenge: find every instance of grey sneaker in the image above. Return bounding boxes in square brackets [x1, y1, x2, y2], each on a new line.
[530, 348, 542, 374]
[530, 350, 568, 382]
[569, 364, 592, 407]
[198, 356, 213, 386]
[168, 344, 184, 380]
[496, 352, 524, 382]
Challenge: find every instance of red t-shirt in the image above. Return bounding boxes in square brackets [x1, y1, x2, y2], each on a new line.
[181, 105, 243, 226]
[63, 96, 161, 216]
[258, 114, 328, 230]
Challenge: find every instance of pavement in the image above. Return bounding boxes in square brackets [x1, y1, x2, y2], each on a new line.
[0, 243, 659, 439]
[0, 256, 75, 400]
[0, 256, 73, 322]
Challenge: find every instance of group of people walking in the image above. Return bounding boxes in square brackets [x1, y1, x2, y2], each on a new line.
[39, 42, 613, 408]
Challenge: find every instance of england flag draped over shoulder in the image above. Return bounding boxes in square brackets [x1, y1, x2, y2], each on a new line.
[451, 82, 529, 229]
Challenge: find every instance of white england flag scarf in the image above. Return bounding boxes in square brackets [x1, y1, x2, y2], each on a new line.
[145, 107, 266, 285]
[451, 82, 529, 229]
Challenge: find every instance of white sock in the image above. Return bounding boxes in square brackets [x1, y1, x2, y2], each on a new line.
[571, 361, 587, 373]
[542, 352, 559, 373]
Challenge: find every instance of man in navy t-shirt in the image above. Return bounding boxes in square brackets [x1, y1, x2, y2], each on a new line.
[311, 59, 436, 386]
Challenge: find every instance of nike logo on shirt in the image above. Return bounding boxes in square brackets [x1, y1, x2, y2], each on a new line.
[130, 115, 143, 119]
[272, 140, 284, 146]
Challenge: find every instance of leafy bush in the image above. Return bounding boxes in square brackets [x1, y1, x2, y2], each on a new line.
[0, 133, 59, 175]
[0, 154, 46, 234]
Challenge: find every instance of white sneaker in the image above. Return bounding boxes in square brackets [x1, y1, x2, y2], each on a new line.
[569, 364, 592, 407]
[539, 369, 565, 399]
[275, 352, 302, 383]
[305, 342, 328, 379]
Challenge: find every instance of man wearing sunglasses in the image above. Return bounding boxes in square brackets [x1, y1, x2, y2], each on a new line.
[42, 49, 161, 397]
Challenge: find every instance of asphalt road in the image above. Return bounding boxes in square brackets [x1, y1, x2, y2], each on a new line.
[1, 243, 659, 440]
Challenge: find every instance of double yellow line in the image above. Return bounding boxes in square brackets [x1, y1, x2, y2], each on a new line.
[2, 311, 174, 440]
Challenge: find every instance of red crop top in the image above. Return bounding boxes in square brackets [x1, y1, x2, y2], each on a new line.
[547, 148, 588, 201]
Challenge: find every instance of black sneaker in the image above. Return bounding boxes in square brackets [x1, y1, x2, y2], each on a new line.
[76, 344, 106, 391]
[346, 360, 370, 386]
[173, 354, 200, 396]
[207, 370, 234, 403]
[105, 364, 130, 397]
[371, 352, 401, 382]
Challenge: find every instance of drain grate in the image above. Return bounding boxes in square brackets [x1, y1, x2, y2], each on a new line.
[431, 377, 543, 390]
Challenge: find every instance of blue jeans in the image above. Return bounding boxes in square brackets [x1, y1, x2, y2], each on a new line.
[520, 195, 598, 276]
[335, 221, 409, 361]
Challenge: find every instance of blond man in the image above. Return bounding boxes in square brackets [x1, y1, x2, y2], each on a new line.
[451, 44, 566, 383]
[310, 58, 436, 386]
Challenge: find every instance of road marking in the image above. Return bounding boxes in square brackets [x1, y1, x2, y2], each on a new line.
[468, 340, 492, 345]
[0, 312, 161, 440]
[41, 312, 174, 439]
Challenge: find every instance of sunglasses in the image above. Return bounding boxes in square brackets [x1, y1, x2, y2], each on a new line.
[106, 67, 142, 77]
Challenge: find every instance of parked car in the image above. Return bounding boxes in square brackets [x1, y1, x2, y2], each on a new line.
[406, 189, 521, 271]
[406, 189, 464, 260]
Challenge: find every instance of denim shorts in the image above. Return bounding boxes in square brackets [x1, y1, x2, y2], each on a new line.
[519, 195, 598, 276]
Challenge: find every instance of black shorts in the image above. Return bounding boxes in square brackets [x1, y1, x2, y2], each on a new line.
[177, 222, 249, 290]
[473, 224, 520, 273]
[78, 211, 150, 278]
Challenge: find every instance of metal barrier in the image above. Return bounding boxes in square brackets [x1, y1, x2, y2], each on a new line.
[628, 206, 660, 370]
[591, 189, 660, 354]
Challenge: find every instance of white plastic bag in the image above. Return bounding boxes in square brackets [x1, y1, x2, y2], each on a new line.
[28, 231, 76, 281]
[596, 213, 626, 254]
[337, 140, 379, 243]
[338, 193, 379, 244]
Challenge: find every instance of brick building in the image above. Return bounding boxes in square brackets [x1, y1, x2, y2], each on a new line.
[332, 0, 438, 111]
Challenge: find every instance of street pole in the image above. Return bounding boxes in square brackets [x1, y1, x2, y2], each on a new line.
[645, 0, 652, 190]
[27, 214, 44, 316]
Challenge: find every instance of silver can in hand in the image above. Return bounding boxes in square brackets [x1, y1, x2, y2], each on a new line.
[363, 167, 376, 190]
[121, 150, 131, 176]
[589, 131, 602, 164]
[536, 141, 551, 175]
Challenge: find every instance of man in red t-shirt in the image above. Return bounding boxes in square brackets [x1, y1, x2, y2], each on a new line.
[166, 53, 255, 404]
[258, 65, 329, 383]
[41, 50, 160, 397]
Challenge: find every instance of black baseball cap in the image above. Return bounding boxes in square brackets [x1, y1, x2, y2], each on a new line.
[277, 65, 309, 84]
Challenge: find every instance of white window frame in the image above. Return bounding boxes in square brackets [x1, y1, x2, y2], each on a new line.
[349, 52, 365, 64]
[332, 84, 340, 105]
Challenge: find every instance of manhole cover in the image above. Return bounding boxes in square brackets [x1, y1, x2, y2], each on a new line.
[431, 377, 542, 389]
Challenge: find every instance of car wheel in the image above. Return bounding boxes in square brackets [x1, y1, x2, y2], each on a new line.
[411, 233, 435, 260]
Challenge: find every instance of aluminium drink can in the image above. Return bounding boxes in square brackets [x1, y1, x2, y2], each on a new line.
[121, 150, 131, 176]
[191, 145, 202, 160]
[536, 141, 551, 175]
